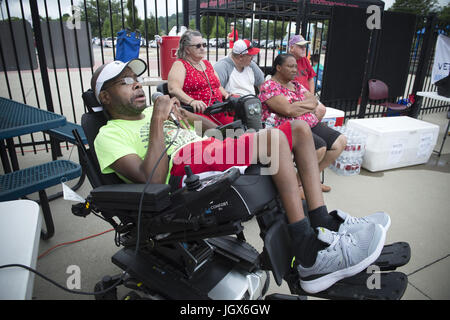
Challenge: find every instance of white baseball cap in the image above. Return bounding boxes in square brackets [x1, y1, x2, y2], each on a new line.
[94, 58, 147, 104]
[232, 39, 260, 55]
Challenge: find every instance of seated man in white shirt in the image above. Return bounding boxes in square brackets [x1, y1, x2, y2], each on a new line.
[214, 39, 265, 96]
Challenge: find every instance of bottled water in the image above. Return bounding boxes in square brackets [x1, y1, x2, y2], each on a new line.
[329, 125, 367, 176]
[265, 113, 276, 128]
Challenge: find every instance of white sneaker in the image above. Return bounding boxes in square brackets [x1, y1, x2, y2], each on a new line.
[332, 209, 391, 234]
[297, 223, 386, 294]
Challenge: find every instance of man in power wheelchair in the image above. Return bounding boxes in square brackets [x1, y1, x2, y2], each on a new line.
[72, 58, 410, 300]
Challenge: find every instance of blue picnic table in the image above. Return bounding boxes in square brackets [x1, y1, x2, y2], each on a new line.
[0, 97, 82, 239]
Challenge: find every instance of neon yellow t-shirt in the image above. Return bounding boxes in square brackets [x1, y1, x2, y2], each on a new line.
[94, 107, 204, 183]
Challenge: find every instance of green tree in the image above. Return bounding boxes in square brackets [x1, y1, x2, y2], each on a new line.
[78, 0, 122, 38]
[143, 14, 157, 41]
[101, 13, 122, 38]
[201, 15, 215, 38]
[437, 4, 450, 25]
[125, 0, 142, 31]
[389, 0, 439, 16]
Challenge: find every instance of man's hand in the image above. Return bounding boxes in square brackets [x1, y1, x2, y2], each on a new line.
[154, 95, 191, 129]
[152, 94, 173, 121]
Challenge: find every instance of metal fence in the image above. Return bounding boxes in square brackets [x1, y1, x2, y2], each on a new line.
[354, 15, 449, 121]
[0, 0, 448, 158]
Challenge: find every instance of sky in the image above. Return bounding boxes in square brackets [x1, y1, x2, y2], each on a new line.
[1, 0, 448, 21]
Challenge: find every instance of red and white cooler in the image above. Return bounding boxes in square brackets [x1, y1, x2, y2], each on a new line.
[321, 107, 345, 127]
[159, 36, 180, 80]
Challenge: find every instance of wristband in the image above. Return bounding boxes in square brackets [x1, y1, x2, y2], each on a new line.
[188, 99, 195, 106]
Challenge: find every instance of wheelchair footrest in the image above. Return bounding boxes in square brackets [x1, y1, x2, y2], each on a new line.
[296, 271, 408, 300]
[373, 242, 411, 271]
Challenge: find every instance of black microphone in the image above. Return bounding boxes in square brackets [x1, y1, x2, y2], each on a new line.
[151, 91, 180, 127]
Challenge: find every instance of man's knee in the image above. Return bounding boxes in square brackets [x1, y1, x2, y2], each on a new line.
[291, 119, 311, 134]
[290, 120, 313, 145]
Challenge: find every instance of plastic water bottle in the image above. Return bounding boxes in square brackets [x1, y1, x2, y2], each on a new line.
[329, 125, 367, 176]
[265, 113, 276, 128]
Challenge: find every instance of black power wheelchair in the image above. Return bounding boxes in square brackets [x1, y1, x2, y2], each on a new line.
[70, 88, 411, 300]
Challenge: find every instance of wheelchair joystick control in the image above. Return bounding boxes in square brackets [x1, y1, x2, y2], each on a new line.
[184, 165, 201, 191]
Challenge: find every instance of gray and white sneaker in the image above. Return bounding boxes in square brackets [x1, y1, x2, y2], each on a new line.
[297, 223, 386, 294]
[332, 209, 391, 234]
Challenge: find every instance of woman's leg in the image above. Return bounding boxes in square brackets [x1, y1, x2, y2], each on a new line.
[318, 134, 347, 172]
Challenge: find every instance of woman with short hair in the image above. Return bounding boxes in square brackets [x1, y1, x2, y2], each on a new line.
[259, 53, 347, 194]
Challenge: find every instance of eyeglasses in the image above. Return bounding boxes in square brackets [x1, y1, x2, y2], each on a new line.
[117, 76, 144, 85]
[189, 43, 207, 49]
[103, 76, 144, 90]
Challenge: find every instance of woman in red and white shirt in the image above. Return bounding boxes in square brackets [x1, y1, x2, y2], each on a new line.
[259, 54, 347, 193]
[168, 29, 233, 126]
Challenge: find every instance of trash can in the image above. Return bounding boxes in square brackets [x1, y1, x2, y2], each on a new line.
[159, 36, 180, 80]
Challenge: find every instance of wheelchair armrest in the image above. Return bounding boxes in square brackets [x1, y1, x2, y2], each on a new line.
[205, 120, 243, 138]
[89, 184, 171, 213]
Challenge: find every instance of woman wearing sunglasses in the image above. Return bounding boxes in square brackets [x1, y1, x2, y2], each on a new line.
[168, 29, 233, 125]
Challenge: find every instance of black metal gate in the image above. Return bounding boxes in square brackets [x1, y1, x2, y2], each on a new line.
[0, 0, 448, 160]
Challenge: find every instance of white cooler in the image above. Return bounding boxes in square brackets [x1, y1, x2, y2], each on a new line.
[322, 107, 345, 127]
[347, 116, 439, 172]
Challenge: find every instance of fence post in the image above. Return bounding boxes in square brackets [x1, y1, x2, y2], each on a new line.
[409, 14, 437, 118]
[183, 0, 189, 27]
[29, 0, 53, 113]
[29, 0, 61, 156]
[196, 0, 201, 31]
[358, 27, 382, 118]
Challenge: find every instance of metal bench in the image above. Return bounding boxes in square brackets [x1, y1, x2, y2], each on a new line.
[0, 159, 81, 240]
[46, 122, 87, 150]
[45, 122, 88, 200]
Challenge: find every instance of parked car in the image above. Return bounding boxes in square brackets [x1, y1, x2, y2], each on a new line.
[104, 37, 116, 48]
[258, 40, 267, 48]
[267, 40, 281, 49]
[207, 39, 217, 47]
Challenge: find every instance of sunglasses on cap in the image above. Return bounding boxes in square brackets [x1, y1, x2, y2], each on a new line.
[237, 45, 254, 55]
[189, 43, 207, 49]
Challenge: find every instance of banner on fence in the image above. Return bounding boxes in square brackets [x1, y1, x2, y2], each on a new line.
[431, 34, 450, 84]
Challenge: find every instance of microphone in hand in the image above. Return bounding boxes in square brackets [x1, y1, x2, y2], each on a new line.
[151, 91, 181, 127]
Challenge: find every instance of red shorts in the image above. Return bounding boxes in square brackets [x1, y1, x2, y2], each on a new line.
[197, 112, 235, 126]
[170, 121, 293, 178]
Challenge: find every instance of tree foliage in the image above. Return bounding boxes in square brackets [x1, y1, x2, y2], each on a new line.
[389, 0, 439, 16]
[437, 4, 450, 25]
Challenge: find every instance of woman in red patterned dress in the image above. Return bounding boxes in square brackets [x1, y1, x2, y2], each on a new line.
[259, 54, 347, 194]
[168, 29, 234, 126]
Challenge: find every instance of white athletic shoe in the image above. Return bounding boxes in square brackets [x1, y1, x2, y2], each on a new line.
[332, 209, 391, 234]
[297, 223, 386, 294]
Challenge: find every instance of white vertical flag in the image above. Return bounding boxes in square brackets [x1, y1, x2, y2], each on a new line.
[431, 34, 450, 84]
